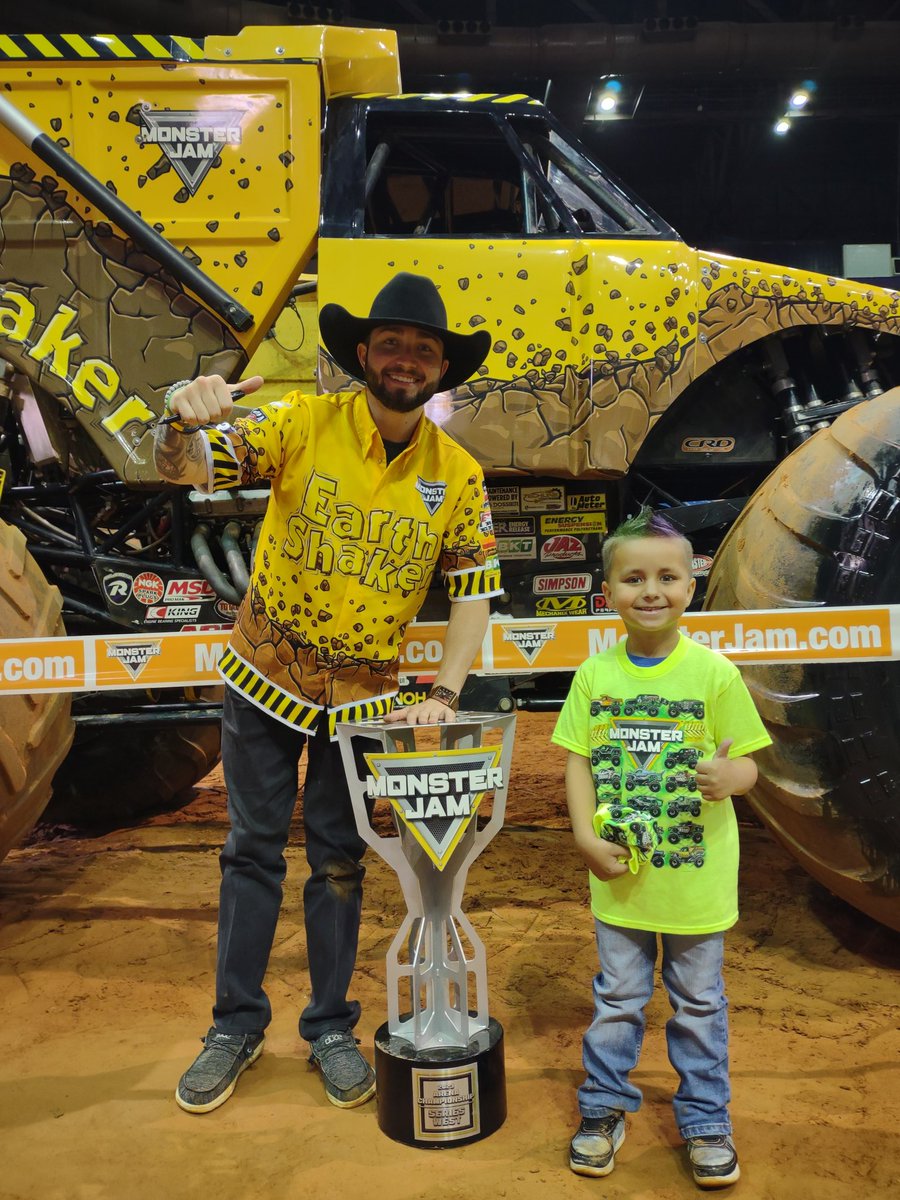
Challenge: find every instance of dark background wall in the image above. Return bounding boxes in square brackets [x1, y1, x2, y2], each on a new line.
[6, 1, 900, 275]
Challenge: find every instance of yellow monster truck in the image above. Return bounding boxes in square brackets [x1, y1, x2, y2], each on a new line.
[0, 24, 898, 930]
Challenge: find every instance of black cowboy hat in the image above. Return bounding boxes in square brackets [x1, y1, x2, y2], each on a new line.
[319, 272, 491, 393]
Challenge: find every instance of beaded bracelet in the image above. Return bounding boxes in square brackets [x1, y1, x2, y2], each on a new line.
[163, 379, 194, 414]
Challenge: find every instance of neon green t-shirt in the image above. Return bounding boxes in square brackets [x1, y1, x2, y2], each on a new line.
[552, 633, 772, 934]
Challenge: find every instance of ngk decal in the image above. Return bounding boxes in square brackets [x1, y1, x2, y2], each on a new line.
[164, 578, 217, 602]
[137, 106, 246, 195]
[132, 571, 164, 605]
[533, 573, 591, 594]
[540, 535, 586, 562]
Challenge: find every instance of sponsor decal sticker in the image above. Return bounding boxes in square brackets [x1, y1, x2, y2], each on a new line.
[104, 639, 162, 681]
[137, 105, 246, 196]
[502, 623, 557, 665]
[495, 518, 535, 536]
[536, 595, 587, 615]
[215, 599, 239, 621]
[567, 493, 607, 512]
[132, 571, 165, 605]
[497, 536, 536, 560]
[486, 485, 520, 514]
[541, 513, 607, 535]
[692, 554, 714, 578]
[521, 485, 565, 512]
[146, 605, 203, 622]
[591, 593, 617, 613]
[102, 572, 133, 607]
[681, 437, 736, 454]
[163, 578, 217, 602]
[533, 573, 591, 594]
[416, 476, 448, 516]
[540, 535, 586, 562]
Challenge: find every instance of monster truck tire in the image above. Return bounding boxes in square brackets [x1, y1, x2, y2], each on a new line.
[704, 387, 900, 931]
[46, 720, 221, 827]
[0, 522, 75, 862]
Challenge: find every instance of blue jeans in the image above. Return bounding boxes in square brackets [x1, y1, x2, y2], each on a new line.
[213, 687, 377, 1042]
[579, 919, 732, 1139]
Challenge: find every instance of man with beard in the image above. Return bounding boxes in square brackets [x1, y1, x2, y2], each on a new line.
[154, 273, 501, 1114]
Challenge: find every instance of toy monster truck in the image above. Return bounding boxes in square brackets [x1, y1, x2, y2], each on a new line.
[667, 821, 705, 845]
[626, 794, 664, 818]
[666, 769, 698, 793]
[667, 798, 704, 819]
[664, 747, 701, 769]
[668, 848, 706, 868]
[0, 24, 898, 934]
[622, 694, 663, 716]
[625, 769, 663, 793]
[666, 700, 706, 719]
[592, 767, 622, 790]
[591, 745, 622, 767]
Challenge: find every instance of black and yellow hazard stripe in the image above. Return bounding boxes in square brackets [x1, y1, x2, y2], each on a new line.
[0, 32, 205, 61]
[219, 647, 323, 732]
[447, 563, 503, 599]
[205, 427, 243, 491]
[327, 694, 395, 739]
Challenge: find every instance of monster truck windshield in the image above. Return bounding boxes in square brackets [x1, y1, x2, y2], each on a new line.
[357, 103, 673, 240]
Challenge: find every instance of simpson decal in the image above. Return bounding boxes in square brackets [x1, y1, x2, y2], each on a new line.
[533, 573, 591, 594]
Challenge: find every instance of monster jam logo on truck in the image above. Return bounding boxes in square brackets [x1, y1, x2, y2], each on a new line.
[502, 623, 556, 664]
[137, 106, 246, 195]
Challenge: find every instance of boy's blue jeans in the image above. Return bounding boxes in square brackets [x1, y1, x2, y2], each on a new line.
[579, 919, 732, 1139]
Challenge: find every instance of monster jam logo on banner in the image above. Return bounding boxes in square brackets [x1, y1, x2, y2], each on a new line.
[364, 747, 504, 870]
[137, 106, 246, 195]
[415, 476, 447, 517]
[502, 623, 556, 664]
[104, 638, 163, 681]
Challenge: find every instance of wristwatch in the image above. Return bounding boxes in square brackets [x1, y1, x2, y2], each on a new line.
[428, 684, 459, 712]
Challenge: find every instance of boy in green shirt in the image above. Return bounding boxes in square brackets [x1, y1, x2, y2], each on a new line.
[552, 508, 771, 1189]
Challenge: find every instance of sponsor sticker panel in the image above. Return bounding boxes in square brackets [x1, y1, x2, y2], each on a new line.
[541, 513, 607, 536]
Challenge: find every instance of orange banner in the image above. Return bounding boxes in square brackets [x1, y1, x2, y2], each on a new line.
[0, 606, 896, 695]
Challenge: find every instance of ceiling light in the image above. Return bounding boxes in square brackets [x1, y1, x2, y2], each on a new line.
[774, 117, 791, 135]
[789, 88, 810, 109]
[599, 94, 617, 112]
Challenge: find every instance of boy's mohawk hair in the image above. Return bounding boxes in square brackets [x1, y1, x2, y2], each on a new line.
[602, 505, 692, 577]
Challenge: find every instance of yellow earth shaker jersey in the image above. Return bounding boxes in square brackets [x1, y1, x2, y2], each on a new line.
[200, 390, 502, 733]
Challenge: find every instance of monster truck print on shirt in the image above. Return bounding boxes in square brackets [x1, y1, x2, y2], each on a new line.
[591, 744, 622, 767]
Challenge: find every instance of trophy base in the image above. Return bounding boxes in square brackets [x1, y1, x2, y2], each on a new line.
[374, 1017, 506, 1148]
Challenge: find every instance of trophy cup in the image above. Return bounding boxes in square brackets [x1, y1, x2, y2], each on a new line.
[336, 711, 516, 1148]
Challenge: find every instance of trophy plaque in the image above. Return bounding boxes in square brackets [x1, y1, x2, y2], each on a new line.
[336, 712, 516, 1148]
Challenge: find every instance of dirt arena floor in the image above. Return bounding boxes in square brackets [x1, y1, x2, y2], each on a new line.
[1, 713, 899, 1200]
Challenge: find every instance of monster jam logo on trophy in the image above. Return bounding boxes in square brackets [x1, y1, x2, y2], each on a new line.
[364, 748, 504, 870]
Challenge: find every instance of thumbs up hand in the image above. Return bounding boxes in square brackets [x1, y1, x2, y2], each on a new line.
[695, 739, 737, 801]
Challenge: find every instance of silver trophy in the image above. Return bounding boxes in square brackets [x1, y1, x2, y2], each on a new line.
[336, 711, 516, 1147]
